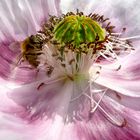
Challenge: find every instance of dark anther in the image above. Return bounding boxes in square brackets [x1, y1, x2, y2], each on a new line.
[99, 15, 104, 21]
[126, 40, 132, 46]
[120, 119, 127, 127]
[106, 22, 111, 28]
[61, 63, 66, 67]
[78, 12, 84, 16]
[116, 65, 121, 71]
[57, 56, 64, 61]
[69, 59, 75, 65]
[69, 12, 75, 15]
[88, 13, 92, 17]
[92, 48, 97, 55]
[114, 91, 122, 100]
[52, 53, 58, 57]
[46, 66, 54, 76]
[96, 36, 108, 45]
[96, 71, 100, 74]
[131, 48, 135, 50]
[95, 34, 100, 41]
[103, 18, 109, 22]
[37, 82, 45, 90]
[76, 9, 79, 14]
[123, 27, 126, 32]
[108, 26, 115, 30]
[67, 75, 74, 81]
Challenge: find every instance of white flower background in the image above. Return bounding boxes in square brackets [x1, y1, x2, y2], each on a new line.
[0, 0, 140, 140]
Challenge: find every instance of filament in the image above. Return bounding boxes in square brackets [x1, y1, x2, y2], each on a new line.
[37, 77, 66, 90]
[70, 85, 89, 102]
[84, 93, 125, 127]
[90, 89, 107, 113]
[120, 35, 140, 40]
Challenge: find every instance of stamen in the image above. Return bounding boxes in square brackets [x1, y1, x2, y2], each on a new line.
[37, 82, 44, 90]
[84, 93, 126, 127]
[91, 88, 108, 93]
[82, 78, 127, 127]
[105, 42, 119, 58]
[70, 85, 89, 102]
[120, 35, 140, 40]
[69, 79, 126, 127]
[115, 91, 122, 100]
[109, 32, 122, 35]
[37, 77, 66, 90]
[90, 89, 107, 113]
[99, 52, 115, 62]
[116, 65, 121, 71]
[98, 64, 121, 72]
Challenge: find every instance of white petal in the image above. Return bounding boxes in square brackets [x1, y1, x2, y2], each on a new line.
[0, 0, 61, 41]
[96, 45, 140, 97]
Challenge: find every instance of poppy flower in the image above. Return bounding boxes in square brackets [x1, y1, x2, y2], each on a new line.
[0, 0, 140, 140]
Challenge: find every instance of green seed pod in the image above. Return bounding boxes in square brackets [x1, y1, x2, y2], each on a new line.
[54, 15, 106, 47]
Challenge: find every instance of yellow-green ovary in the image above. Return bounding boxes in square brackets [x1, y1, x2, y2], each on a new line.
[54, 15, 106, 47]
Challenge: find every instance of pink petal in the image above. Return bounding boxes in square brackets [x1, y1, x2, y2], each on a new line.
[1, 75, 140, 140]
[0, 0, 61, 41]
[96, 44, 140, 97]
[0, 0, 140, 140]
[6, 78, 69, 120]
[0, 0, 61, 84]
[0, 41, 37, 84]
[106, 88, 140, 111]
[60, 96, 140, 140]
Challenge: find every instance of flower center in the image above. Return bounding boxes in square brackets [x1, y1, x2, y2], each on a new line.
[17, 11, 135, 126]
[19, 11, 134, 81]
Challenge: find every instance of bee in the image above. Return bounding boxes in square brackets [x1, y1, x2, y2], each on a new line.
[20, 34, 45, 67]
